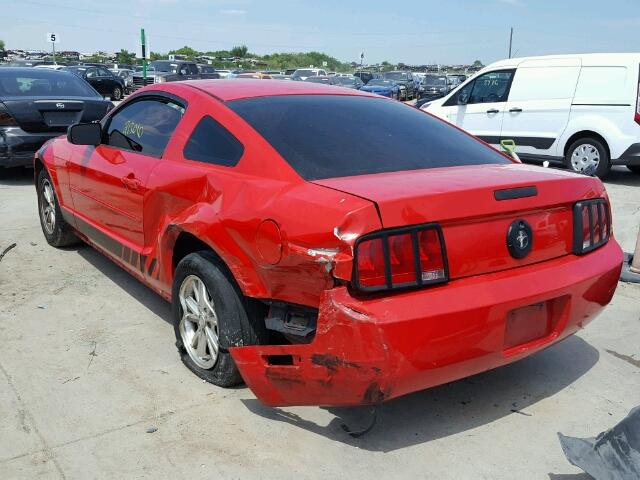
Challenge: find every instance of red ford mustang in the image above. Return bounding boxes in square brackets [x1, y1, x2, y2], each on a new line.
[35, 80, 623, 407]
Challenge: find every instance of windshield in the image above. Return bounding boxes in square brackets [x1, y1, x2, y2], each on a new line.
[334, 77, 355, 85]
[367, 80, 394, 87]
[293, 69, 316, 77]
[148, 61, 179, 73]
[384, 72, 408, 81]
[229, 95, 509, 180]
[0, 70, 99, 97]
[305, 76, 329, 83]
[424, 76, 447, 86]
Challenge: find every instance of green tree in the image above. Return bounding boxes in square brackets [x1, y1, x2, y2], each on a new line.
[116, 49, 135, 65]
[0, 39, 5, 51]
[230, 45, 248, 58]
[150, 51, 168, 61]
[168, 46, 200, 59]
[473, 59, 483, 67]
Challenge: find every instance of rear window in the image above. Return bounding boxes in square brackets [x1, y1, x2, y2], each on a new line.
[0, 70, 99, 97]
[229, 95, 509, 180]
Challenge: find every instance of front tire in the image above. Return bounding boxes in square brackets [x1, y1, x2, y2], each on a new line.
[37, 169, 78, 247]
[565, 138, 610, 178]
[111, 86, 123, 101]
[171, 251, 267, 387]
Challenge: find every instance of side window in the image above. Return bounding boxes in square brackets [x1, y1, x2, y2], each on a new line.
[445, 80, 474, 107]
[105, 99, 185, 157]
[183, 115, 244, 167]
[468, 70, 514, 104]
[179, 64, 189, 75]
[188, 64, 199, 75]
[85, 68, 98, 79]
[97, 67, 111, 77]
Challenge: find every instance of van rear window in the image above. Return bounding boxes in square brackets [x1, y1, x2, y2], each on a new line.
[228, 95, 509, 180]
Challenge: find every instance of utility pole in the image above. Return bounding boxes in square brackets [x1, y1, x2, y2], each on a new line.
[52, 40, 56, 65]
[508, 27, 514, 59]
[140, 28, 147, 85]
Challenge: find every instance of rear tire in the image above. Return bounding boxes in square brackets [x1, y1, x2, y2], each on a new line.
[627, 165, 640, 174]
[37, 169, 78, 247]
[171, 251, 267, 387]
[565, 138, 610, 178]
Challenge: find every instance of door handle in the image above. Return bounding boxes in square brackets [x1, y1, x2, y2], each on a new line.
[509, 107, 523, 113]
[121, 175, 141, 190]
[486, 109, 500, 114]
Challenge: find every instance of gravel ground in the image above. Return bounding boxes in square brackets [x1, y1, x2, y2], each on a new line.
[0, 166, 638, 480]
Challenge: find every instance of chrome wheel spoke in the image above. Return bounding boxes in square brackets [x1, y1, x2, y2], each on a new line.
[205, 326, 218, 357]
[184, 296, 199, 316]
[195, 329, 208, 357]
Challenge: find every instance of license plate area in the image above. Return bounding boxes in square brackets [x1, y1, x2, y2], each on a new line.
[504, 296, 569, 351]
[42, 111, 79, 127]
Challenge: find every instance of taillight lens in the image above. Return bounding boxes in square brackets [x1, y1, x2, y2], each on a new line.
[0, 104, 18, 127]
[573, 199, 611, 255]
[354, 224, 448, 293]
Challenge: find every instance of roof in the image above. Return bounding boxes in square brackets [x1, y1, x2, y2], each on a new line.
[487, 52, 640, 70]
[181, 79, 375, 101]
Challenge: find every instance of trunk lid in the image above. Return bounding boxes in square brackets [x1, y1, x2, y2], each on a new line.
[1, 97, 110, 133]
[313, 163, 603, 280]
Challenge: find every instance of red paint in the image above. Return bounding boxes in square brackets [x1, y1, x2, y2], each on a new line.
[37, 80, 623, 407]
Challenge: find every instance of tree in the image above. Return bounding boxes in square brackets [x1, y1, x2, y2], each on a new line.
[473, 60, 483, 67]
[116, 49, 135, 65]
[168, 46, 199, 59]
[0, 39, 5, 51]
[230, 45, 248, 58]
[150, 51, 168, 61]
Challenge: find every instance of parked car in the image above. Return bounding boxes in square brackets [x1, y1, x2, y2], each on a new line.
[304, 75, 332, 84]
[446, 74, 467, 88]
[424, 53, 640, 177]
[332, 76, 364, 90]
[284, 69, 297, 76]
[197, 64, 217, 74]
[130, 60, 220, 92]
[62, 65, 126, 100]
[359, 79, 401, 99]
[0, 68, 112, 170]
[236, 72, 272, 79]
[353, 71, 374, 84]
[109, 68, 135, 93]
[215, 70, 232, 79]
[291, 68, 327, 81]
[418, 75, 450, 100]
[35, 79, 622, 407]
[383, 71, 417, 100]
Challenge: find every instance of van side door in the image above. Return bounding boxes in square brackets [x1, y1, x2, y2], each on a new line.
[501, 59, 581, 161]
[440, 69, 515, 150]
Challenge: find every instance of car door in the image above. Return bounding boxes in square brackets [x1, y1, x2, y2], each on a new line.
[440, 69, 515, 149]
[67, 95, 185, 255]
[84, 68, 107, 96]
[96, 66, 118, 93]
[501, 59, 581, 159]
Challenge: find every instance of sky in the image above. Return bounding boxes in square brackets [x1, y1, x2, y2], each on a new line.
[1, 0, 639, 65]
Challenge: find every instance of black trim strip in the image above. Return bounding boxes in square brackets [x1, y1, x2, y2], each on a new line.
[477, 135, 556, 150]
[572, 103, 630, 107]
[518, 153, 564, 164]
[494, 186, 538, 201]
[148, 258, 157, 276]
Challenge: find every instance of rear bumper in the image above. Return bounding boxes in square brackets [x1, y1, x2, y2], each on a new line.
[612, 143, 640, 166]
[0, 127, 61, 168]
[231, 240, 623, 407]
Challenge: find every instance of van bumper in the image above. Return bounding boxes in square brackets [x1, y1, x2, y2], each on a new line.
[612, 143, 640, 166]
[231, 240, 623, 407]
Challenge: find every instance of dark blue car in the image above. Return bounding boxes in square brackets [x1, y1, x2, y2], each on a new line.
[359, 79, 401, 100]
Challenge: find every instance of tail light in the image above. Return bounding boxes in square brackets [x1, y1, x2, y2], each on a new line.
[573, 198, 611, 255]
[353, 224, 449, 293]
[0, 103, 18, 127]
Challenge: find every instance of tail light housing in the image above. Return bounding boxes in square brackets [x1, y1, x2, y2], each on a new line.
[353, 223, 449, 293]
[0, 103, 18, 127]
[573, 198, 611, 255]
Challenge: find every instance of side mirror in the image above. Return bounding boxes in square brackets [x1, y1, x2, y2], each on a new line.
[67, 122, 102, 146]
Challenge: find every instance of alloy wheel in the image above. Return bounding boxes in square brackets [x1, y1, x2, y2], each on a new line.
[40, 179, 56, 235]
[178, 275, 220, 369]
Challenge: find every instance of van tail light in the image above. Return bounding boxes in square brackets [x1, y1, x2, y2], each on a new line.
[353, 224, 449, 293]
[573, 198, 611, 255]
[0, 103, 18, 127]
[635, 65, 640, 126]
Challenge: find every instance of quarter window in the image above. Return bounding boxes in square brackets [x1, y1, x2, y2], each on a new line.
[105, 98, 184, 157]
[183, 115, 244, 167]
[446, 70, 515, 106]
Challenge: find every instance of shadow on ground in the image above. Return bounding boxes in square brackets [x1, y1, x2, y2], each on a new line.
[604, 166, 640, 187]
[242, 335, 599, 452]
[0, 167, 34, 187]
[548, 474, 592, 479]
[76, 246, 172, 325]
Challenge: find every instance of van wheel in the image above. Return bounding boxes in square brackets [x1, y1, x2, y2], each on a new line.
[627, 165, 640, 174]
[171, 251, 268, 387]
[566, 138, 610, 178]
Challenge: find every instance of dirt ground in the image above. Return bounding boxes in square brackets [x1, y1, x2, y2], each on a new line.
[0, 166, 638, 479]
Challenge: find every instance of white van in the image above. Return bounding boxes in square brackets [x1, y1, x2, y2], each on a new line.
[423, 53, 640, 177]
